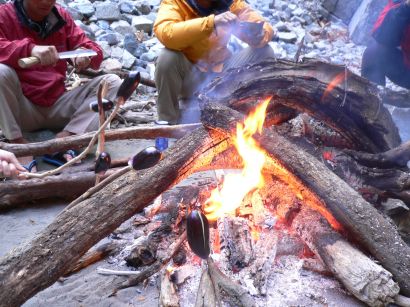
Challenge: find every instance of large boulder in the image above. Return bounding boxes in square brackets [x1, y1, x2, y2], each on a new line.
[322, 0, 362, 24]
[349, 0, 389, 46]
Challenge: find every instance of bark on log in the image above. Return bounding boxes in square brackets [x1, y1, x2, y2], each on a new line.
[201, 102, 410, 296]
[0, 127, 227, 307]
[293, 205, 400, 306]
[199, 58, 401, 153]
[0, 124, 201, 157]
[343, 140, 410, 169]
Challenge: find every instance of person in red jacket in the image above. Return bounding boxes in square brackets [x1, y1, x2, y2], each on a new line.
[361, 0, 410, 88]
[0, 0, 121, 166]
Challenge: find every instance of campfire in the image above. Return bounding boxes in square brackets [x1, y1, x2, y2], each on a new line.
[0, 58, 410, 307]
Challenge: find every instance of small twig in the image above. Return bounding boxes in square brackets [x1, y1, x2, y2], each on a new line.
[96, 79, 109, 184]
[97, 268, 142, 276]
[24, 98, 125, 179]
[294, 34, 305, 63]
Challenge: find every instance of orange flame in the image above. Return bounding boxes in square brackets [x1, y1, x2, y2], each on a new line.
[204, 97, 271, 221]
[321, 72, 346, 102]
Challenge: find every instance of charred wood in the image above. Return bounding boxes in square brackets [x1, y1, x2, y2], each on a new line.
[251, 232, 278, 296]
[221, 217, 254, 270]
[343, 140, 410, 169]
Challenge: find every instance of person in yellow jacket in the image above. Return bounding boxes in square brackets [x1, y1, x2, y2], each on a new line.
[154, 0, 275, 124]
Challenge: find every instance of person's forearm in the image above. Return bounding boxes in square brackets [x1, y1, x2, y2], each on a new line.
[0, 38, 35, 67]
[373, 1, 410, 47]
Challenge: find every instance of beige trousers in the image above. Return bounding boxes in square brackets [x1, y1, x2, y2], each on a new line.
[155, 45, 275, 124]
[0, 64, 122, 140]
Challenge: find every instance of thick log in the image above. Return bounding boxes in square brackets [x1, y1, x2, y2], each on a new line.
[0, 124, 201, 157]
[199, 58, 401, 153]
[293, 205, 399, 306]
[0, 167, 120, 209]
[343, 140, 410, 169]
[321, 148, 410, 199]
[201, 102, 410, 295]
[0, 127, 228, 307]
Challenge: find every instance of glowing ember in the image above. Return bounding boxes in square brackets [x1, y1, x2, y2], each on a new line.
[321, 71, 347, 102]
[204, 97, 271, 221]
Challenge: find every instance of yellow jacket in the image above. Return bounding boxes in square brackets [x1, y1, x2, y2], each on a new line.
[154, 0, 274, 72]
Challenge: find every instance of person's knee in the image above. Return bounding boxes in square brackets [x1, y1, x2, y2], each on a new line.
[155, 49, 184, 77]
[0, 64, 18, 82]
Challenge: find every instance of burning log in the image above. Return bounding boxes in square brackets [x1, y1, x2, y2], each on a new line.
[200, 102, 410, 296]
[220, 217, 254, 270]
[126, 224, 173, 268]
[251, 232, 278, 296]
[0, 124, 200, 157]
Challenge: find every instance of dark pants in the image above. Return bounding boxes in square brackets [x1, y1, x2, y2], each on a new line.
[361, 37, 410, 88]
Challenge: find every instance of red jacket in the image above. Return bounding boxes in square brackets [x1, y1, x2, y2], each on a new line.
[373, 0, 410, 68]
[0, 3, 103, 107]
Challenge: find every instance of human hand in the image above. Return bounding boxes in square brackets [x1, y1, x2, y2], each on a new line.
[31, 45, 59, 66]
[214, 11, 238, 27]
[71, 49, 91, 72]
[0, 149, 26, 179]
[239, 21, 265, 46]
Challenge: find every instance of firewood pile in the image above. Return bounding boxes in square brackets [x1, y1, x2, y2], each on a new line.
[0, 58, 410, 307]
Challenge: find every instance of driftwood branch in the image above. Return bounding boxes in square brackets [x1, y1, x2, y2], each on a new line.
[0, 167, 121, 210]
[0, 124, 200, 157]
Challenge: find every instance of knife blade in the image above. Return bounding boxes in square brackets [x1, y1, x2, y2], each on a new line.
[18, 49, 98, 69]
[57, 49, 97, 59]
